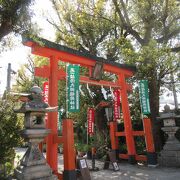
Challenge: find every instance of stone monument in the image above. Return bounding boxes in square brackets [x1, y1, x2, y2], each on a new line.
[14, 86, 58, 180]
[158, 104, 180, 167]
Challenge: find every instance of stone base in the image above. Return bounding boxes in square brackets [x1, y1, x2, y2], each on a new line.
[128, 155, 136, 164]
[14, 164, 57, 180]
[158, 150, 180, 167]
[63, 170, 77, 180]
[147, 152, 158, 166]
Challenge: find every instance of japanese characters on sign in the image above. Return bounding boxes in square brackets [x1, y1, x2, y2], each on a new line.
[43, 81, 49, 124]
[113, 89, 121, 120]
[67, 64, 80, 112]
[87, 108, 95, 135]
[43, 81, 49, 103]
[139, 80, 151, 115]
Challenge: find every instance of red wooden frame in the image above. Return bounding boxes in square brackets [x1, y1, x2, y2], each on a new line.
[110, 117, 155, 163]
[23, 36, 155, 178]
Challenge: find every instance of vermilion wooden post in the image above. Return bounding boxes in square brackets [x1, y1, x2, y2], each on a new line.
[109, 121, 118, 150]
[143, 118, 157, 166]
[63, 119, 76, 180]
[118, 74, 136, 164]
[47, 56, 58, 173]
[110, 122, 117, 150]
[109, 121, 119, 162]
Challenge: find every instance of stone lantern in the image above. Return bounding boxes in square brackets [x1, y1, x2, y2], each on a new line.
[157, 104, 180, 167]
[14, 86, 58, 180]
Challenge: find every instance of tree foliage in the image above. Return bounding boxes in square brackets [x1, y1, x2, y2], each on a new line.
[14, 55, 48, 93]
[50, 0, 117, 56]
[0, 0, 34, 41]
[13, 0, 179, 152]
[48, 0, 180, 151]
[112, 0, 180, 150]
[0, 96, 23, 178]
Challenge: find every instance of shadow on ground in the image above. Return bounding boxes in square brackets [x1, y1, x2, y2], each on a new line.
[15, 148, 180, 180]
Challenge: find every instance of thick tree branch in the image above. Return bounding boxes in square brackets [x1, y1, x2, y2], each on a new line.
[113, 0, 144, 45]
[78, 43, 90, 53]
[113, 0, 127, 27]
[0, 0, 32, 40]
[162, 0, 169, 23]
[51, 0, 63, 24]
[120, 0, 131, 26]
[0, 20, 12, 41]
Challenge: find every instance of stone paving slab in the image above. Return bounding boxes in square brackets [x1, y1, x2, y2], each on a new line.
[15, 148, 180, 180]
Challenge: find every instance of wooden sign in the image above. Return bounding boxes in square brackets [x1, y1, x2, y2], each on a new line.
[103, 150, 120, 171]
[77, 158, 91, 180]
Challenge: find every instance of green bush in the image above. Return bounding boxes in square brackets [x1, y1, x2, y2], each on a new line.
[0, 96, 23, 178]
[75, 143, 91, 152]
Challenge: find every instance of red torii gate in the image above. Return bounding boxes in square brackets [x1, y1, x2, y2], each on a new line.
[22, 36, 155, 179]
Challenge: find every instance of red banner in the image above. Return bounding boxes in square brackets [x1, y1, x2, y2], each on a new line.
[113, 89, 120, 120]
[43, 81, 49, 103]
[43, 82, 49, 125]
[87, 108, 95, 135]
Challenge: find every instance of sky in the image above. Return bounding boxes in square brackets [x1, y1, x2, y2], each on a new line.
[0, 0, 56, 95]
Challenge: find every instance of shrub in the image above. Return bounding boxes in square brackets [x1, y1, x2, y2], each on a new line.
[0, 96, 23, 178]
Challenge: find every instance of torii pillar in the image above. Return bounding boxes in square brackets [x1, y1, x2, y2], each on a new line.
[35, 57, 59, 173]
[118, 73, 136, 164]
[34, 61, 76, 180]
[47, 56, 59, 173]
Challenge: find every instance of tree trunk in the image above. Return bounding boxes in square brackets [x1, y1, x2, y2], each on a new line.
[148, 76, 163, 152]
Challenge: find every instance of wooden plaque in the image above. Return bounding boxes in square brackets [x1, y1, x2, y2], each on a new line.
[103, 150, 119, 171]
[77, 158, 91, 180]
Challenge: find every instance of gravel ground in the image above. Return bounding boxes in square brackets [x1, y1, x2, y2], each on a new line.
[15, 148, 180, 180]
[87, 160, 180, 180]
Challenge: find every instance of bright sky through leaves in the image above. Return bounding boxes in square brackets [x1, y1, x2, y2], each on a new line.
[0, 0, 56, 95]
